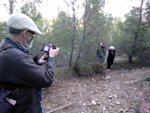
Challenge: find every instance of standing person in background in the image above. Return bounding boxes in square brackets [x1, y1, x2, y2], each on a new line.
[0, 13, 60, 113]
[101, 43, 106, 62]
[107, 46, 116, 71]
[96, 43, 106, 63]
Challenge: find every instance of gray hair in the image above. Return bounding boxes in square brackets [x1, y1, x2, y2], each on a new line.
[7, 27, 23, 38]
[8, 27, 23, 35]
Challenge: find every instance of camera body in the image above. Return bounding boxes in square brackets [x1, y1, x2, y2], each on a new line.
[43, 44, 56, 53]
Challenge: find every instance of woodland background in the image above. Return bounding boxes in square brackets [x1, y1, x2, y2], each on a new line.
[1, 1, 150, 112]
[0, 0, 150, 71]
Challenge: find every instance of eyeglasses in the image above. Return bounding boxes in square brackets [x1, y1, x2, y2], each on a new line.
[28, 30, 37, 37]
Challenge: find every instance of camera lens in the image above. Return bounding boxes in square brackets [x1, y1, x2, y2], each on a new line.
[52, 45, 56, 49]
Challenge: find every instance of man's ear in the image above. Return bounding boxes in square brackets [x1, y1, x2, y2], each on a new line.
[23, 29, 28, 38]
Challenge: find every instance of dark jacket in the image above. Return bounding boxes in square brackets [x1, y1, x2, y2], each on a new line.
[107, 49, 115, 61]
[0, 38, 55, 113]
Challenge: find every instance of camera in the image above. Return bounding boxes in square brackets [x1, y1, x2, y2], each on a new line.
[42, 44, 56, 53]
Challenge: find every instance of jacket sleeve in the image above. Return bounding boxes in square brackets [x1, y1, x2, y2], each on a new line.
[11, 54, 55, 88]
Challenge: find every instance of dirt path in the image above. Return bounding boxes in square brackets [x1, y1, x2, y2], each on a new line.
[42, 62, 150, 113]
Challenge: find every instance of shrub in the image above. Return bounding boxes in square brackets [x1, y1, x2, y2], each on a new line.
[144, 76, 150, 82]
[73, 62, 104, 77]
[73, 64, 95, 77]
[55, 66, 76, 78]
[92, 62, 104, 74]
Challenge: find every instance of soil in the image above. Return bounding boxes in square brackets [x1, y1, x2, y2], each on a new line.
[42, 56, 150, 113]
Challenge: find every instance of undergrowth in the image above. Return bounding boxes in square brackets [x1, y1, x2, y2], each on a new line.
[55, 62, 104, 78]
[55, 56, 150, 78]
[144, 76, 150, 82]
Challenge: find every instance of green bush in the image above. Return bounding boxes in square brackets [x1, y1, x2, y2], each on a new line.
[144, 76, 150, 82]
[73, 65, 94, 77]
[92, 62, 104, 74]
[55, 67, 75, 78]
[73, 62, 104, 77]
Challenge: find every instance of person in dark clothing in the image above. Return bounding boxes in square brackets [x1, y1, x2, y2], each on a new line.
[0, 13, 60, 113]
[107, 46, 115, 71]
[96, 43, 106, 63]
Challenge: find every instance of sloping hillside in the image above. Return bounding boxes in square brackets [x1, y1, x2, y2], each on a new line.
[42, 56, 150, 113]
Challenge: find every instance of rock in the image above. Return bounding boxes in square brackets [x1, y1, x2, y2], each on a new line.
[103, 107, 106, 110]
[83, 85, 87, 87]
[125, 108, 129, 112]
[121, 74, 124, 76]
[109, 96, 112, 99]
[118, 108, 125, 113]
[116, 101, 121, 105]
[83, 103, 86, 106]
[114, 94, 117, 98]
[109, 103, 114, 107]
[67, 97, 70, 100]
[92, 100, 96, 105]
[125, 81, 129, 85]
[97, 101, 101, 105]
[105, 76, 111, 80]
[79, 101, 82, 104]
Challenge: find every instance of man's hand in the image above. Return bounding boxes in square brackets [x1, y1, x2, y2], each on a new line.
[49, 47, 60, 58]
[39, 53, 48, 64]
[38, 47, 60, 65]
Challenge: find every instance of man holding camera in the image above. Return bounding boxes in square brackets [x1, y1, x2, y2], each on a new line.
[0, 13, 60, 113]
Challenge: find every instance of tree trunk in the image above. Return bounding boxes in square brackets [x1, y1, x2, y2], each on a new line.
[9, 0, 14, 14]
[128, 55, 132, 63]
[131, 0, 144, 58]
[69, 0, 76, 68]
[74, 0, 87, 67]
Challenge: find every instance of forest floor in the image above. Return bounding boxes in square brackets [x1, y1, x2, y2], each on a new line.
[42, 55, 150, 113]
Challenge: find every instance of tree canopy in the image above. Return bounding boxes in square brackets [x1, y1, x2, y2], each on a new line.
[0, 0, 150, 67]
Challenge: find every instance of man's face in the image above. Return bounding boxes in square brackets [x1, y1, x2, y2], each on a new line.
[23, 30, 35, 49]
[103, 44, 106, 48]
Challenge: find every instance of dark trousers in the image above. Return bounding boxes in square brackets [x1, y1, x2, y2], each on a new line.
[107, 58, 114, 69]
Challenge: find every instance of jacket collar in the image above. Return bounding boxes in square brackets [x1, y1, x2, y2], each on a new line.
[5, 37, 30, 55]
